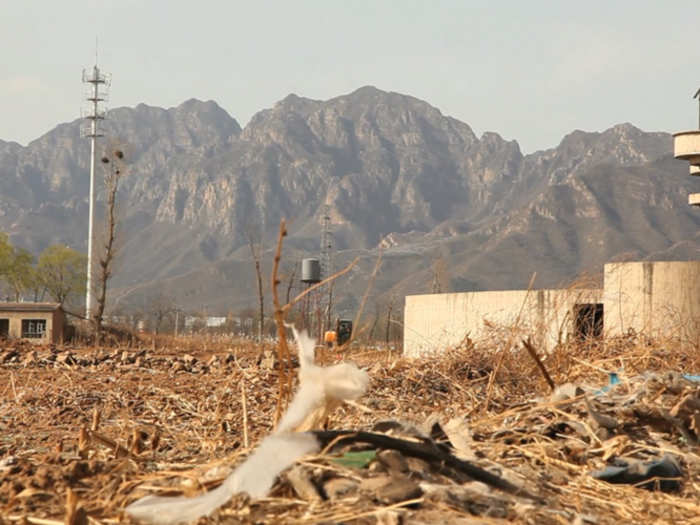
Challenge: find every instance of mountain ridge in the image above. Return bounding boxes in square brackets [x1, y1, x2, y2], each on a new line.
[0, 88, 697, 313]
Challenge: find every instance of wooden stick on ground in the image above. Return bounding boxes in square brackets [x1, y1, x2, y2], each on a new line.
[312, 429, 543, 502]
[522, 337, 556, 391]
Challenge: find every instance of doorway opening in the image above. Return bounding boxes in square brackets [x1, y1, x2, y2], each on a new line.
[574, 304, 603, 340]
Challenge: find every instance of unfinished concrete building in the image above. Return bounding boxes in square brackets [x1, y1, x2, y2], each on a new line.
[403, 261, 700, 357]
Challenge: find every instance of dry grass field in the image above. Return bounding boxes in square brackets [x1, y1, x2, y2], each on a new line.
[1, 331, 699, 524]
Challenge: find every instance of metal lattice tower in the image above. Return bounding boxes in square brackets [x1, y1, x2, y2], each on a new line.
[320, 203, 335, 333]
[81, 63, 110, 319]
[320, 204, 333, 279]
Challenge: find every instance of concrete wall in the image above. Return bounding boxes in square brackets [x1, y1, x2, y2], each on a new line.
[404, 261, 700, 358]
[0, 309, 64, 344]
[404, 288, 602, 357]
[603, 261, 700, 344]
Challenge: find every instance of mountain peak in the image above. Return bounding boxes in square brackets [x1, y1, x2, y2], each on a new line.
[176, 98, 220, 110]
[348, 85, 385, 97]
[274, 93, 322, 115]
[171, 98, 241, 135]
[557, 122, 664, 148]
[609, 122, 641, 133]
[340, 85, 422, 106]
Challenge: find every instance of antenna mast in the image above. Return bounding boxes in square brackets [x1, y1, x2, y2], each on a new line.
[320, 203, 333, 280]
[82, 59, 110, 320]
[320, 203, 334, 331]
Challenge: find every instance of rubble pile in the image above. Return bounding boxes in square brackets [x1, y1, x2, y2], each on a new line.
[0, 345, 243, 374]
[0, 336, 698, 524]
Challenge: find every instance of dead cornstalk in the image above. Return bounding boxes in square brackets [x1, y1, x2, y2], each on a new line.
[241, 380, 249, 449]
[271, 219, 292, 425]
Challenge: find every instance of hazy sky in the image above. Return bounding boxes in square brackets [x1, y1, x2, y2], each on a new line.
[2, 1, 700, 152]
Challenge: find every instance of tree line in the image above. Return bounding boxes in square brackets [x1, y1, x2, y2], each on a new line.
[0, 233, 87, 307]
[0, 143, 125, 344]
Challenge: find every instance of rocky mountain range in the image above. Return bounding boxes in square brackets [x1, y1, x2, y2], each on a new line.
[1, 86, 699, 316]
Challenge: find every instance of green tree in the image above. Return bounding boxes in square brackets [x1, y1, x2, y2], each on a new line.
[37, 245, 87, 306]
[0, 234, 39, 301]
[0, 233, 12, 278]
[25, 265, 46, 302]
[4, 247, 35, 301]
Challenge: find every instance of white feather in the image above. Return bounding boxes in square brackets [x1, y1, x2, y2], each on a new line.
[126, 326, 369, 524]
[126, 433, 319, 525]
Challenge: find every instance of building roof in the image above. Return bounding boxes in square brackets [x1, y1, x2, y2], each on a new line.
[0, 302, 62, 313]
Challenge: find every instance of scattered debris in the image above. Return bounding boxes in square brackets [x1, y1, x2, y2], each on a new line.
[591, 454, 683, 492]
[0, 333, 699, 523]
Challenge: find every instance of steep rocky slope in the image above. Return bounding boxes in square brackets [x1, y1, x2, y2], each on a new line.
[0, 87, 697, 312]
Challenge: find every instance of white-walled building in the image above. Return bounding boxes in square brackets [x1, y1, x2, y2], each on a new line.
[404, 261, 700, 357]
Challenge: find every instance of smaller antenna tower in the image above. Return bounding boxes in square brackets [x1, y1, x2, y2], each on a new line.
[320, 203, 335, 333]
[320, 204, 333, 280]
[81, 62, 110, 319]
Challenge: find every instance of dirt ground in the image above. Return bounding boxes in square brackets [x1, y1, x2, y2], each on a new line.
[1, 333, 699, 524]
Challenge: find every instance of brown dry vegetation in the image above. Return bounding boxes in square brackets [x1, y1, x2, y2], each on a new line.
[0, 331, 699, 524]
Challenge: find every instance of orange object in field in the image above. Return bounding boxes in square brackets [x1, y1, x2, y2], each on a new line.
[324, 330, 337, 345]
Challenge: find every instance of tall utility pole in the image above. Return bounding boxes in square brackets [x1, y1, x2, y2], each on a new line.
[82, 63, 109, 320]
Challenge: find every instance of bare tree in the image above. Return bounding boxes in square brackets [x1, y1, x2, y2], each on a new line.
[94, 147, 126, 344]
[368, 302, 380, 342]
[284, 259, 299, 305]
[430, 255, 450, 294]
[246, 222, 265, 344]
[149, 291, 175, 335]
[385, 295, 395, 344]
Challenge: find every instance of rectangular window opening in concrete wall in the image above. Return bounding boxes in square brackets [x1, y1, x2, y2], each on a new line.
[574, 304, 603, 340]
[22, 319, 46, 338]
[0, 319, 8, 338]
